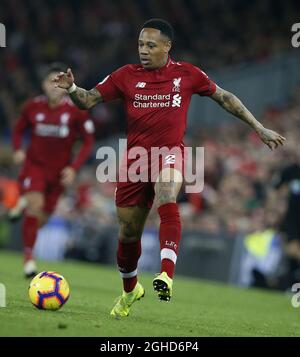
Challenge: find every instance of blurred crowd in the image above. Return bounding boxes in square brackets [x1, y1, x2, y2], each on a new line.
[183, 89, 300, 236]
[0, 0, 299, 137]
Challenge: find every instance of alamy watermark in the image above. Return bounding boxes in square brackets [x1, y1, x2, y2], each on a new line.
[291, 283, 300, 307]
[0, 23, 6, 47]
[95, 139, 205, 193]
[291, 23, 300, 48]
[0, 283, 6, 307]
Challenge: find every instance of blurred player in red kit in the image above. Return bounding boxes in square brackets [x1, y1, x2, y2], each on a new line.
[53, 19, 285, 317]
[12, 63, 94, 277]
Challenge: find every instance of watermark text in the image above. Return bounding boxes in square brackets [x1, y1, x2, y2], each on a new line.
[0, 283, 6, 307]
[95, 140, 205, 193]
[0, 23, 6, 47]
[291, 23, 300, 48]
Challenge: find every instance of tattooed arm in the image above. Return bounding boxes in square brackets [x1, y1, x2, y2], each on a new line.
[211, 86, 286, 150]
[69, 87, 102, 109]
[211, 86, 264, 131]
[52, 68, 102, 109]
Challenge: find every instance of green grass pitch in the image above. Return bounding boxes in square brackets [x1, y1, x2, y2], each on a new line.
[0, 250, 299, 336]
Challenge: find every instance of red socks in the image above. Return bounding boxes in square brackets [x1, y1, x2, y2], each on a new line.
[116, 203, 181, 292]
[22, 214, 38, 262]
[117, 240, 141, 292]
[157, 203, 181, 279]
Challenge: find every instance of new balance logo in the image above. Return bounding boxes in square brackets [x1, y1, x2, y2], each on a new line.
[35, 113, 45, 122]
[164, 154, 176, 165]
[172, 94, 182, 107]
[136, 82, 146, 88]
[23, 177, 31, 189]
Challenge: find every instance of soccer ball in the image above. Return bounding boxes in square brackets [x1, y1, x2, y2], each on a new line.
[28, 271, 70, 310]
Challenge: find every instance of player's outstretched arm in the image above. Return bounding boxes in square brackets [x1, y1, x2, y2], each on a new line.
[211, 86, 286, 150]
[52, 68, 103, 109]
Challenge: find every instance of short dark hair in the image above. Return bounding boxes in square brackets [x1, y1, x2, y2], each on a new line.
[39, 62, 68, 80]
[142, 18, 174, 41]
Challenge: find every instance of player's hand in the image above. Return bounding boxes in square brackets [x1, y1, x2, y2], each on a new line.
[13, 150, 26, 165]
[60, 166, 76, 187]
[257, 127, 286, 150]
[52, 68, 74, 90]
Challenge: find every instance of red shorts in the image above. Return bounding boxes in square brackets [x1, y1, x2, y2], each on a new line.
[19, 161, 63, 214]
[116, 145, 186, 209]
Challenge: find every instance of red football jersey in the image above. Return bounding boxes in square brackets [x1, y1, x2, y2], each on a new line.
[96, 57, 216, 150]
[12, 95, 94, 172]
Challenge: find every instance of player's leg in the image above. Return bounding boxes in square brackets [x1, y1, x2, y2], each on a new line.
[22, 181, 62, 277]
[283, 238, 300, 289]
[153, 167, 183, 301]
[117, 205, 150, 290]
[22, 191, 45, 277]
[110, 205, 150, 318]
[43, 183, 64, 223]
[277, 217, 300, 290]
